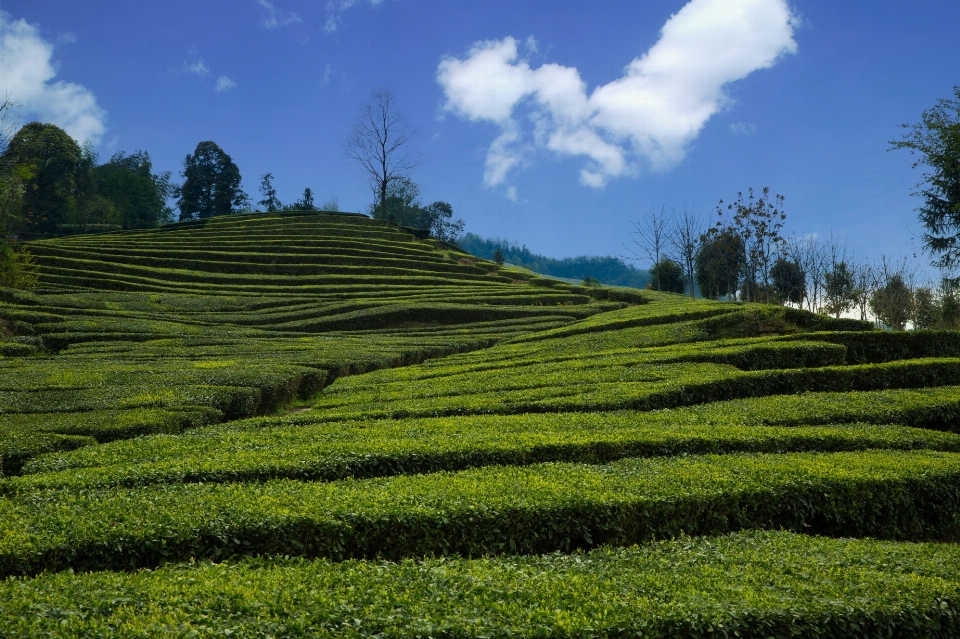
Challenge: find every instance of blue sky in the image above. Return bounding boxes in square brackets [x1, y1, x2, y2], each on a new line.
[2, 1, 959, 273]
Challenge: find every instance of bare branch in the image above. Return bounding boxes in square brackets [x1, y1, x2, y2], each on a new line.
[345, 90, 421, 217]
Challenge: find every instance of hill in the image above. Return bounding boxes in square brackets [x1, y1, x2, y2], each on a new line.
[459, 232, 650, 288]
[3, 211, 960, 636]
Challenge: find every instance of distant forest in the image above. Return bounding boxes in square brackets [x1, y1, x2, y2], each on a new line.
[459, 233, 650, 289]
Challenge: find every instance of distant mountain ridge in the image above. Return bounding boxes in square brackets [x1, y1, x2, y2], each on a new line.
[459, 233, 650, 289]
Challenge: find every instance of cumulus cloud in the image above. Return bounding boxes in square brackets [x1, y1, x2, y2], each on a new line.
[324, 0, 382, 34]
[437, 0, 798, 190]
[215, 75, 237, 92]
[258, 0, 302, 30]
[0, 12, 106, 144]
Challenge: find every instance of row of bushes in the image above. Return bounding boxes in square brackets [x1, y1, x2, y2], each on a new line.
[0, 407, 221, 476]
[310, 357, 960, 422]
[11, 413, 960, 492]
[31, 247, 490, 278]
[2, 450, 959, 576]
[3, 531, 959, 638]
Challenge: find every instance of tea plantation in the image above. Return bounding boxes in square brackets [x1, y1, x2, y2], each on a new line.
[3, 211, 960, 637]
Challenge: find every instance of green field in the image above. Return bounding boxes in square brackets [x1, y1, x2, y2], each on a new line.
[4, 211, 960, 637]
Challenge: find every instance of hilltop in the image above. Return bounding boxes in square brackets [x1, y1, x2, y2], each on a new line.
[3, 212, 960, 636]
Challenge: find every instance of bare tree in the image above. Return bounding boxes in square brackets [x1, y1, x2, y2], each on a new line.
[787, 235, 826, 314]
[0, 92, 19, 157]
[346, 90, 420, 219]
[668, 207, 705, 300]
[851, 261, 875, 322]
[625, 206, 671, 291]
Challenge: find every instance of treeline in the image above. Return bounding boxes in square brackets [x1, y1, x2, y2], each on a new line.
[630, 190, 958, 331]
[0, 122, 174, 237]
[459, 233, 650, 288]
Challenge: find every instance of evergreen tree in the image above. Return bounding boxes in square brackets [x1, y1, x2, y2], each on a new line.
[175, 141, 248, 220]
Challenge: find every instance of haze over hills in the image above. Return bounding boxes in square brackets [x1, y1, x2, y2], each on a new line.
[459, 232, 651, 288]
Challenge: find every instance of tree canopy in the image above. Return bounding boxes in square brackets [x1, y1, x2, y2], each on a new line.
[891, 86, 960, 272]
[175, 141, 248, 220]
[1, 122, 80, 235]
[93, 151, 173, 229]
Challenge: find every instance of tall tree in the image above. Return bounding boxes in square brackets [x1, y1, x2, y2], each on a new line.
[94, 151, 173, 229]
[0, 122, 81, 235]
[258, 172, 281, 212]
[822, 261, 856, 318]
[175, 141, 248, 220]
[346, 90, 420, 218]
[649, 258, 686, 294]
[718, 187, 787, 303]
[668, 208, 704, 300]
[696, 229, 745, 300]
[890, 86, 960, 272]
[293, 188, 315, 211]
[626, 207, 670, 291]
[770, 257, 805, 306]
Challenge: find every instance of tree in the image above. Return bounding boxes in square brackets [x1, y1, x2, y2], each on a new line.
[870, 273, 913, 330]
[0, 240, 38, 289]
[93, 151, 173, 229]
[649, 258, 686, 294]
[626, 207, 670, 291]
[770, 257, 805, 305]
[717, 187, 787, 303]
[822, 261, 856, 318]
[696, 228, 746, 300]
[320, 196, 339, 212]
[346, 90, 420, 218]
[912, 287, 939, 330]
[668, 208, 704, 300]
[258, 172, 281, 212]
[493, 248, 504, 267]
[292, 188, 315, 211]
[851, 261, 875, 322]
[1, 122, 81, 235]
[175, 141, 248, 220]
[370, 175, 421, 224]
[890, 86, 960, 272]
[417, 201, 465, 244]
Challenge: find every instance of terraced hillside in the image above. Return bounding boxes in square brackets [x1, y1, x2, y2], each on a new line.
[3, 211, 960, 637]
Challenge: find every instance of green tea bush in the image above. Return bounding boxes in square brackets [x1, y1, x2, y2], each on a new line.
[3, 531, 959, 638]
[2, 450, 959, 575]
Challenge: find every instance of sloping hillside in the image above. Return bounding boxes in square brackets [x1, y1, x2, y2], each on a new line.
[3, 212, 960, 637]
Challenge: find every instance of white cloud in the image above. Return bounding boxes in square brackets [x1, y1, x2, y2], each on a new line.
[215, 75, 237, 92]
[324, 0, 382, 34]
[729, 122, 758, 136]
[0, 12, 106, 144]
[258, 0, 302, 30]
[185, 59, 209, 77]
[437, 0, 797, 190]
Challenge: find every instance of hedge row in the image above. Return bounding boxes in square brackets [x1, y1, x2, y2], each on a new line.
[787, 329, 960, 364]
[2, 450, 959, 576]
[11, 416, 960, 492]
[0, 407, 221, 476]
[33, 248, 493, 279]
[31, 244, 462, 270]
[311, 350, 960, 421]
[37, 255, 515, 286]
[3, 531, 960, 638]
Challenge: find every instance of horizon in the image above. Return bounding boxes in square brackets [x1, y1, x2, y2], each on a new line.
[2, 1, 959, 276]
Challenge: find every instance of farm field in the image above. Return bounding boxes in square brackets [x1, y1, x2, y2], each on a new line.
[3, 211, 960, 637]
